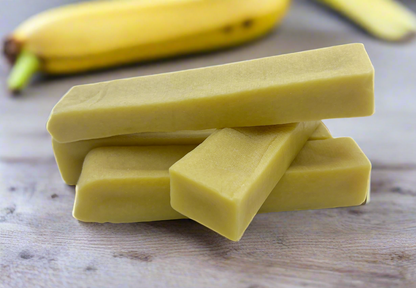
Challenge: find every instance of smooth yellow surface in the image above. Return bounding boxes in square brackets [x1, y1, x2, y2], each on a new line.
[73, 137, 370, 224]
[259, 137, 370, 213]
[52, 130, 213, 185]
[53, 122, 328, 185]
[12, 0, 289, 73]
[319, 0, 416, 41]
[47, 44, 374, 143]
[74, 145, 197, 223]
[170, 122, 319, 241]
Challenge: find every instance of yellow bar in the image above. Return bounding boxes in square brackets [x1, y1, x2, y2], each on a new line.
[53, 123, 330, 185]
[74, 145, 196, 223]
[73, 137, 370, 224]
[47, 44, 374, 143]
[258, 138, 370, 213]
[170, 122, 319, 241]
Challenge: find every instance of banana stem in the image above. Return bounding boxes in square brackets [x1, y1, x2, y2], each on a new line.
[7, 50, 40, 93]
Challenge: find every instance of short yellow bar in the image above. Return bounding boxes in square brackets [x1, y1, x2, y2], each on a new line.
[73, 138, 370, 224]
[47, 44, 374, 143]
[170, 122, 319, 241]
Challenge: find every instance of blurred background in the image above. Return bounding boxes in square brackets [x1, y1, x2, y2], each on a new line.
[1, 0, 415, 166]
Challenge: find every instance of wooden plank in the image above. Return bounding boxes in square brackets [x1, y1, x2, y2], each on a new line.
[1, 161, 416, 287]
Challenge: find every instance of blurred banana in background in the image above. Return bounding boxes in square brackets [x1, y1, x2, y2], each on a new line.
[3, 0, 290, 92]
[318, 0, 416, 41]
[4, 0, 416, 93]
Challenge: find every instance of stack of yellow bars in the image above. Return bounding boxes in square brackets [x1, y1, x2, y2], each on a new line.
[47, 43, 374, 241]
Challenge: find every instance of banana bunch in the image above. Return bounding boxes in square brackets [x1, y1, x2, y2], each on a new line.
[4, 0, 290, 92]
[318, 0, 416, 41]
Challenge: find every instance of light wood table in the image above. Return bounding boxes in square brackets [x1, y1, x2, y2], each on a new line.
[1, 1, 415, 287]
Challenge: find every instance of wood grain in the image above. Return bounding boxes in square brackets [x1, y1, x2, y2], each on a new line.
[1, 161, 416, 288]
[1, 0, 416, 287]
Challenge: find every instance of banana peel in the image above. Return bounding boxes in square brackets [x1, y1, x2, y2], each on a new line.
[317, 0, 416, 41]
[3, 0, 290, 93]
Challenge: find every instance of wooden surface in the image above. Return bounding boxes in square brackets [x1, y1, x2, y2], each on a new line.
[1, 0, 416, 287]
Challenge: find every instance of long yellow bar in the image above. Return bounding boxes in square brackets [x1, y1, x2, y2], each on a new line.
[53, 123, 330, 185]
[170, 122, 319, 241]
[47, 44, 374, 143]
[73, 137, 370, 224]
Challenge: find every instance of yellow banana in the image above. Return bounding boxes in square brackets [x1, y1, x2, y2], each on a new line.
[4, 0, 290, 92]
[317, 0, 416, 41]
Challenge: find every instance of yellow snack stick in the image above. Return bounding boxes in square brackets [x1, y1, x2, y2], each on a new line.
[170, 121, 320, 241]
[47, 44, 374, 143]
[73, 138, 370, 224]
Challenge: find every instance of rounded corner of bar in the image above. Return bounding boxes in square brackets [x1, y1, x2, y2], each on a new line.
[367, 107, 376, 117]
[355, 191, 369, 207]
[53, 158, 78, 186]
[227, 227, 246, 242]
[46, 118, 64, 143]
[360, 197, 369, 206]
[72, 211, 98, 224]
[362, 98, 375, 116]
[58, 171, 75, 186]
[73, 184, 98, 222]
[227, 235, 243, 242]
[72, 210, 82, 222]
[168, 165, 180, 175]
[72, 205, 88, 223]
[45, 119, 54, 135]
[362, 191, 371, 205]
